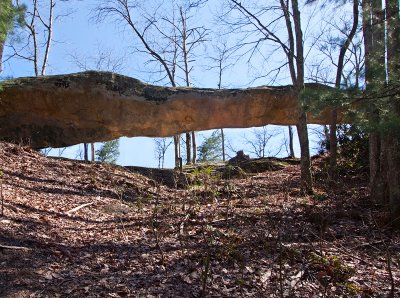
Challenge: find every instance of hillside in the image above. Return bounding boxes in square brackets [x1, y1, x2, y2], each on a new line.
[0, 142, 398, 297]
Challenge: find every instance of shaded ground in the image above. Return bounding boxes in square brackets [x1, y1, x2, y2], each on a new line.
[0, 142, 398, 297]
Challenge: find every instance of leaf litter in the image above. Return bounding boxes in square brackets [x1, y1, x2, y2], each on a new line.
[0, 142, 399, 297]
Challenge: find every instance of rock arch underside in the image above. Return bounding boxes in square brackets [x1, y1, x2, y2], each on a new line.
[0, 71, 342, 149]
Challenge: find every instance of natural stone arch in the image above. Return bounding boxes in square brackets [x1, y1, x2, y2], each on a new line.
[0, 71, 340, 148]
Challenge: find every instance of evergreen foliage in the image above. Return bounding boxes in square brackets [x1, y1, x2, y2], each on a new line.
[0, 0, 25, 43]
[197, 130, 223, 162]
[95, 139, 120, 164]
[0, 0, 25, 77]
[301, 85, 361, 117]
[0, 0, 25, 42]
[336, 124, 369, 169]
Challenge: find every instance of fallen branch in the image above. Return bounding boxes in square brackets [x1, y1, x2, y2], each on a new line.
[308, 231, 375, 267]
[217, 203, 270, 208]
[66, 202, 95, 215]
[0, 174, 3, 217]
[208, 217, 234, 224]
[0, 244, 32, 251]
[352, 240, 387, 250]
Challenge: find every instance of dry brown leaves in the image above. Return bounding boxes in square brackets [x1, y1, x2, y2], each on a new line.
[0, 142, 399, 297]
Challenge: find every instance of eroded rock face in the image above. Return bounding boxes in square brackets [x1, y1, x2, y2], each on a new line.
[0, 71, 336, 148]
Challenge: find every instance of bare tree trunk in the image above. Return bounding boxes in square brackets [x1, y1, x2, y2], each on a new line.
[97, 0, 181, 167]
[191, 131, 196, 164]
[288, 126, 295, 158]
[369, 114, 384, 202]
[84, 143, 88, 161]
[17, 0, 55, 77]
[91, 143, 95, 161]
[186, 132, 191, 164]
[297, 110, 313, 193]
[281, 0, 312, 192]
[221, 128, 225, 161]
[385, 0, 400, 225]
[329, 0, 359, 176]
[329, 110, 338, 170]
[387, 137, 400, 226]
[363, 0, 387, 203]
[323, 125, 330, 151]
[292, 0, 312, 193]
[180, 7, 198, 165]
[0, 41, 4, 72]
[363, 0, 378, 195]
[161, 152, 165, 168]
[174, 135, 180, 168]
[25, 0, 39, 77]
[40, 0, 54, 76]
[217, 57, 226, 162]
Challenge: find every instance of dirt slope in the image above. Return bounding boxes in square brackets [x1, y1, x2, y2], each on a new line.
[0, 142, 398, 297]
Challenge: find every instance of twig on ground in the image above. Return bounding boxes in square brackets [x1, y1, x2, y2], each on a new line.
[65, 202, 95, 215]
[352, 240, 387, 250]
[386, 246, 395, 298]
[0, 173, 4, 217]
[0, 244, 32, 251]
[308, 231, 375, 267]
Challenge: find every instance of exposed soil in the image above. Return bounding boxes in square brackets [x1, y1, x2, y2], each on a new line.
[0, 142, 399, 297]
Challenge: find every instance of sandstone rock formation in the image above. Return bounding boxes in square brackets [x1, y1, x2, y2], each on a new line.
[0, 71, 337, 148]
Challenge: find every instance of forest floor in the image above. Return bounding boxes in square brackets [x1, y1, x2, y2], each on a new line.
[0, 141, 399, 297]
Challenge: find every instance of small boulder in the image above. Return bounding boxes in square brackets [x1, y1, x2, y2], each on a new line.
[228, 150, 250, 166]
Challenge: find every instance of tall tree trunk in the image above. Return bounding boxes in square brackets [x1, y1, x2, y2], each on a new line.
[40, 0, 54, 76]
[292, 0, 313, 193]
[180, 7, 196, 165]
[385, 0, 400, 225]
[221, 128, 225, 161]
[84, 143, 88, 161]
[186, 132, 191, 164]
[297, 109, 313, 193]
[0, 41, 4, 73]
[330, 0, 359, 176]
[229, 0, 312, 192]
[288, 126, 295, 157]
[323, 125, 330, 151]
[218, 64, 226, 162]
[174, 135, 180, 168]
[26, 0, 39, 77]
[191, 131, 197, 164]
[363, 0, 387, 203]
[329, 110, 338, 171]
[91, 143, 95, 162]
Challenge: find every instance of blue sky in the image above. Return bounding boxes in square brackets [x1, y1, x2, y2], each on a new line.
[2, 0, 339, 167]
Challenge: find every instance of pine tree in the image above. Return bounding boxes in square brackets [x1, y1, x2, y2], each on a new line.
[0, 0, 25, 72]
[95, 140, 120, 164]
[197, 130, 223, 162]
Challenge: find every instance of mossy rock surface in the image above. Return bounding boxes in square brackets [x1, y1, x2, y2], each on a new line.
[221, 165, 248, 179]
[125, 166, 187, 188]
[237, 158, 292, 173]
[124, 157, 296, 188]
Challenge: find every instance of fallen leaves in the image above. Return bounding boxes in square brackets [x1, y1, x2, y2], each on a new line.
[0, 142, 398, 297]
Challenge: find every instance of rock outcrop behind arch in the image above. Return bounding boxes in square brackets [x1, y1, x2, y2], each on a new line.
[0, 71, 338, 148]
